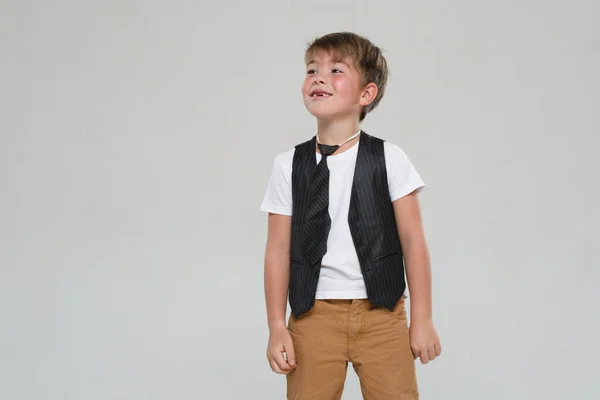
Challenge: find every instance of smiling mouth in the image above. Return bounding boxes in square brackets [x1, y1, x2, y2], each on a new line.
[310, 92, 332, 98]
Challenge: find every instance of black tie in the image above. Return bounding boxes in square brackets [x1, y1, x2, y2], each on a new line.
[302, 143, 340, 266]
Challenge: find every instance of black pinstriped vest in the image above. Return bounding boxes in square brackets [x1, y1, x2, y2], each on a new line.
[289, 131, 406, 318]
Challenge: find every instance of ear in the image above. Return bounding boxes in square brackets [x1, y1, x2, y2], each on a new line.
[359, 82, 378, 107]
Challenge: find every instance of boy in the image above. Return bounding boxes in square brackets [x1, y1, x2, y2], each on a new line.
[260, 32, 441, 400]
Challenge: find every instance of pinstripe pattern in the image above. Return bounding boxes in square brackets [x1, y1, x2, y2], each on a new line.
[290, 136, 318, 317]
[290, 132, 406, 318]
[301, 144, 339, 266]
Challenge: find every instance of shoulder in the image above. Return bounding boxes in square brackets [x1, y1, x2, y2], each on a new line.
[383, 140, 409, 159]
[360, 131, 407, 155]
[295, 137, 314, 148]
[293, 137, 315, 158]
[276, 146, 296, 161]
[269, 135, 316, 167]
[359, 131, 384, 146]
[272, 147, 296, 171]
[383, 140, 420, 176]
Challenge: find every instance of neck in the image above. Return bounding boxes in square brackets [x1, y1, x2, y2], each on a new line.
[316, 118, 361, 145]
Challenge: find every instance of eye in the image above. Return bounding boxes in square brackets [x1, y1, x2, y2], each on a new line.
[332, 68, 343, 73]
[306, 69, 316, 75]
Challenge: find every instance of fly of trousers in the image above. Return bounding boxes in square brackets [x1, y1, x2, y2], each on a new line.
[286, 297, 419, 400]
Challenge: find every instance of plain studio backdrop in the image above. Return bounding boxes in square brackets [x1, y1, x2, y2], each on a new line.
[1, 0, 599, 399]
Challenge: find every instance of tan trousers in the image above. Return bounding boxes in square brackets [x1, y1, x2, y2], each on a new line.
[286, 297, 418, 400]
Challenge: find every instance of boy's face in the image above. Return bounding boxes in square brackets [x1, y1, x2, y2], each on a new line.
[302, 51, 374, 121]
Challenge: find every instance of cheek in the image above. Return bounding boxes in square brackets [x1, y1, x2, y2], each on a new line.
[301, 77, 312, 94]
[331, 78, 352, 95]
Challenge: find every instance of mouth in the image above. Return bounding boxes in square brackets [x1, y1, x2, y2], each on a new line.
[309, 90, 332, 98]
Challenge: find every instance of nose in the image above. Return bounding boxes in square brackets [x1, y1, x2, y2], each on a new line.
[313, 72, 326, 85]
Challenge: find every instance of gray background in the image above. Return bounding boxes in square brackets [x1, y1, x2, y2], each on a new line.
[1, 0, 599, 399]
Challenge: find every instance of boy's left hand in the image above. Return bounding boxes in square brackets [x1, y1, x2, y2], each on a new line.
[409, 319, 441, 364]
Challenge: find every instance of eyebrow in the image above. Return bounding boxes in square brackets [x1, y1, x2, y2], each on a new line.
[306, 59, 351, 68]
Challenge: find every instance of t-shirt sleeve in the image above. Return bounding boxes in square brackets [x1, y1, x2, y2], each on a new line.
[259, 153, 293, 216]
[385, 142, 425, 202]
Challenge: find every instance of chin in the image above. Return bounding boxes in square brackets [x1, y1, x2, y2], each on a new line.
[306, 110, 336, 120]
[308, 107, 353, 122]
[304, 104, 337, 119]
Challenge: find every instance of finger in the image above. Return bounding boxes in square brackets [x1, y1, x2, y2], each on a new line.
[284, 341, 297, 367]
[420, 350, 430, 364]
[427, 347, 436, 362]
[274, 351, 292, 372]
[434, 342, 442, 356]
[411, 346, 419, 360]
[282, 351, 296, 369]
[269, 359, 285, 374]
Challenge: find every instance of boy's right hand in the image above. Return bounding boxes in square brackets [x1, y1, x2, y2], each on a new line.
[266, 325, 297, 374]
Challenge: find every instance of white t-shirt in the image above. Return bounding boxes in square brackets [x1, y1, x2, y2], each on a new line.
[260, 137, 425, 299]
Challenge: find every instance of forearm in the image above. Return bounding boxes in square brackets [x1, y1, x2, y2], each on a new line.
[403, 237, 433, 322]
[264, 249, 290, 330]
